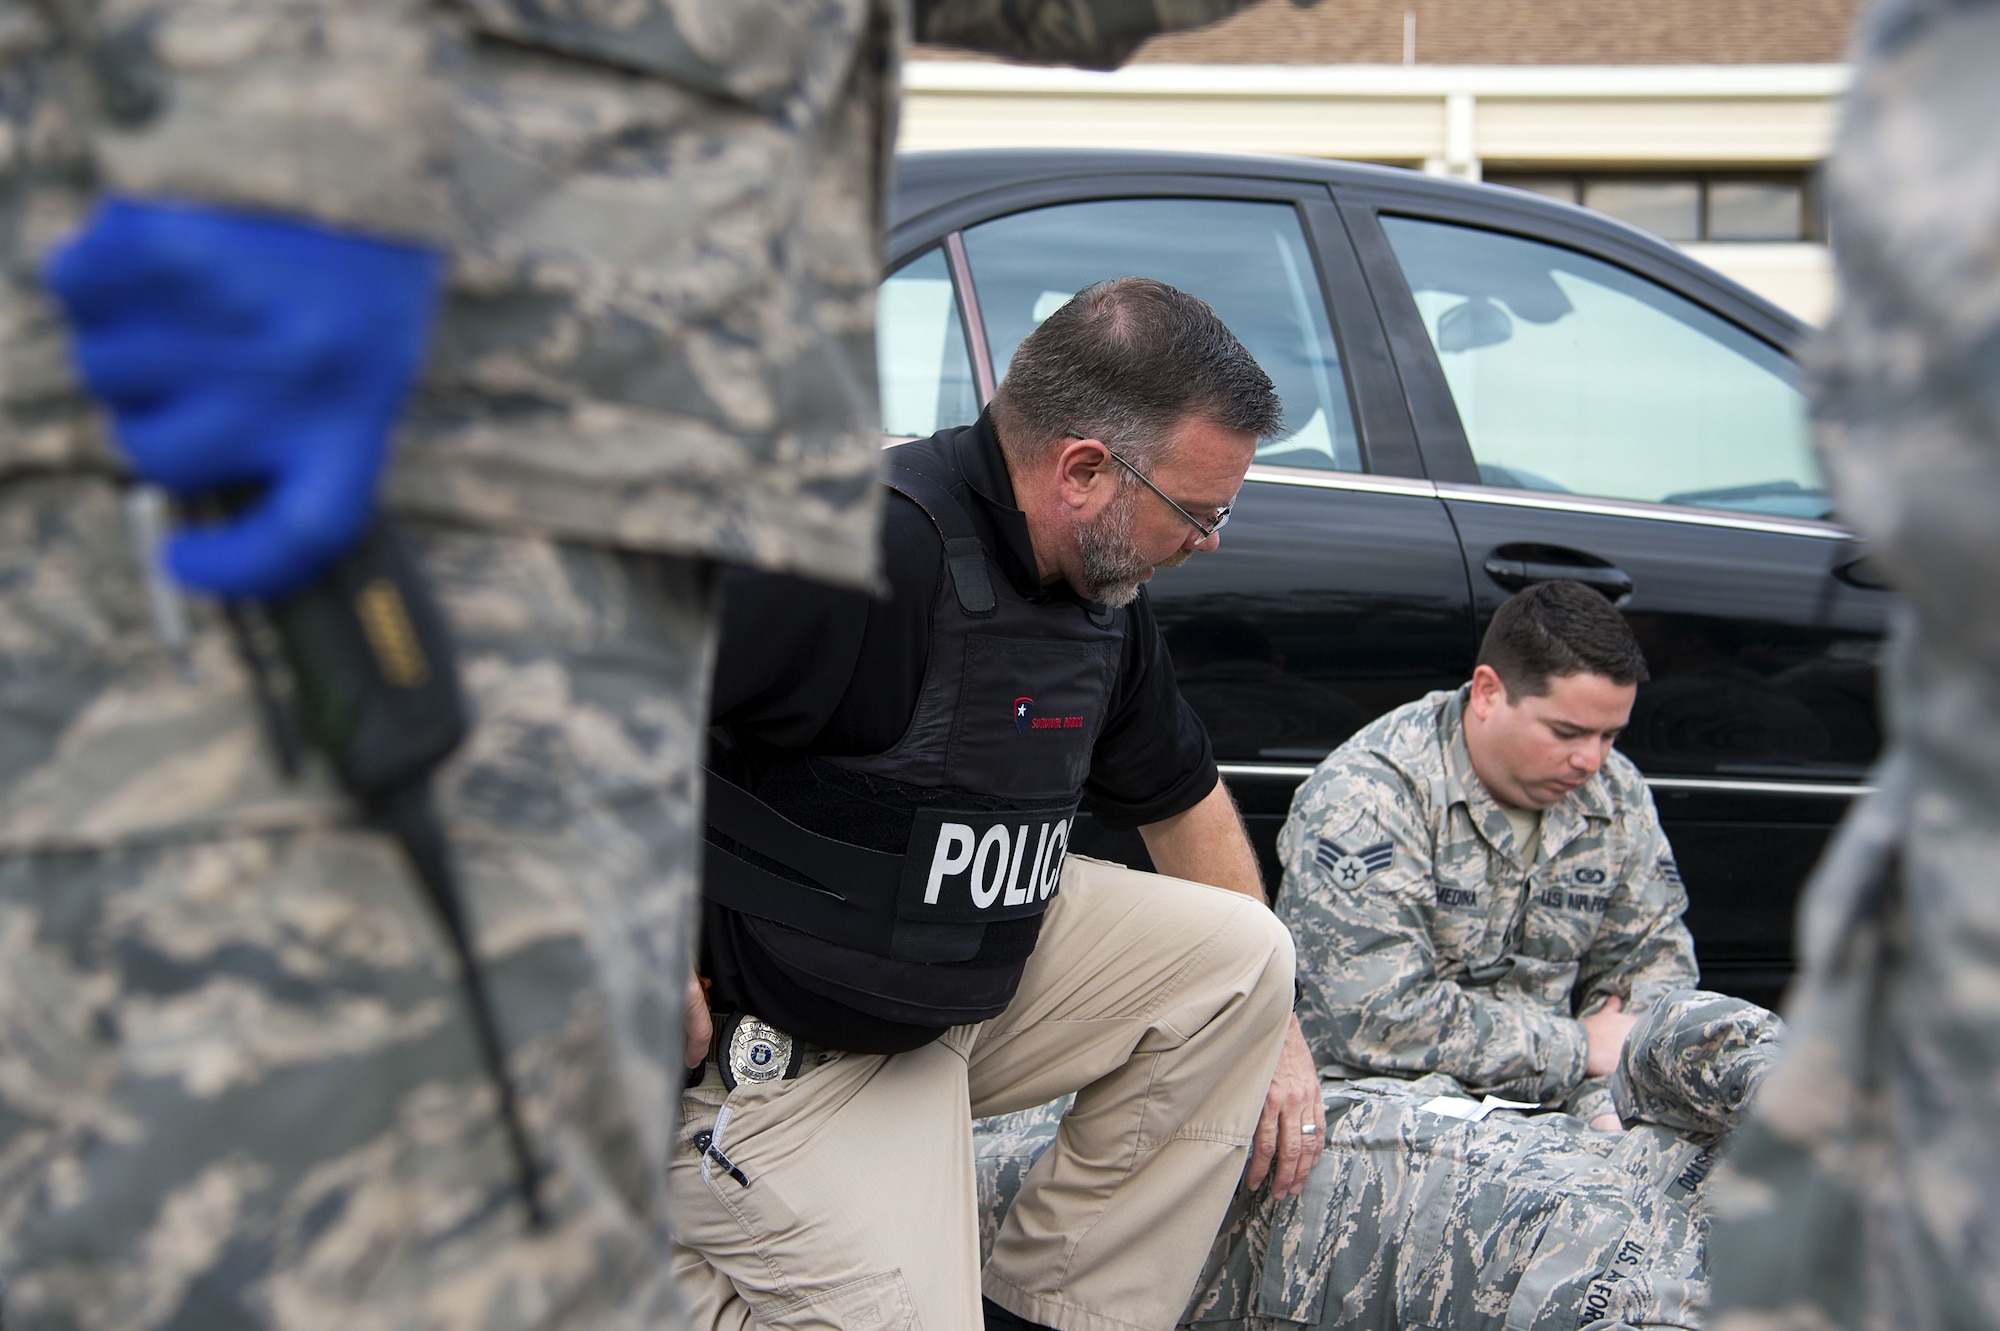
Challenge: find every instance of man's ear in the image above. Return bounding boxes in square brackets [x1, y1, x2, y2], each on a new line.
[1054, 436, 1117, 515]
[1467, 664, 1509, 721]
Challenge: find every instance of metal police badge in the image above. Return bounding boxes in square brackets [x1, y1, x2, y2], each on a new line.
[727, 1016, 795, 1087]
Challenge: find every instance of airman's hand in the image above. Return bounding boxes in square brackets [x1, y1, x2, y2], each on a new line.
[1581, 995, 1639, 1077]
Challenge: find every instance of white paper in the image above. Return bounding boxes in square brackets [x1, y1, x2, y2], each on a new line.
[1418, 1093, 1542, 1123]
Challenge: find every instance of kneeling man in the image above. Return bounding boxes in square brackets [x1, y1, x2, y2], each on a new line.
[684, 278, 1306, 1331]
[1186, 581, 1783, 1328]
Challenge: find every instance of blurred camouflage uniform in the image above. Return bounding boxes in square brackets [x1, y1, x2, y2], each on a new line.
[0, 1, 1289, 1326]
[0, 515, 715, 1329]
[1706, 2, 2000, 1328]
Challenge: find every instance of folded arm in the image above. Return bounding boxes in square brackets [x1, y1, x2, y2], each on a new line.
[1561, 795, 1700, 1124]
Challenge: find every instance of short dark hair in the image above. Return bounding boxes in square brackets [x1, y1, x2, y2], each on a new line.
[1477, 581, 1650, 699]
[990, 276, 1282, 468]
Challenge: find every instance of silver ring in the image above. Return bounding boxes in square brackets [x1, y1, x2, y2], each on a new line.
[1300, 1123, 1319, 1135]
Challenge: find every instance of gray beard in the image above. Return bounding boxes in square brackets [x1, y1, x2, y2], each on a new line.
[1076, 486, 1154, 607]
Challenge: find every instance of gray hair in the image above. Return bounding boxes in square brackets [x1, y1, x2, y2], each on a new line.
[990, 277, 1282, 469]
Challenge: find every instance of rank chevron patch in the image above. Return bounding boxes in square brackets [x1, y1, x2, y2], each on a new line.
[1314, 836, 1395, 888]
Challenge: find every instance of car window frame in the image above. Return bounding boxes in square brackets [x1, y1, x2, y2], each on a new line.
[874, 240, 987, 439]
[884, 172, 1423, 479]
[1331, 183, 1848, 534]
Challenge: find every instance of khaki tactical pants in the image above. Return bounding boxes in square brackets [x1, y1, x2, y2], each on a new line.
[671, 856, 1297, 1331]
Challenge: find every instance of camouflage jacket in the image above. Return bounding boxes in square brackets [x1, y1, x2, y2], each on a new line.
[1279, 687, 1698, 1124]
[0, 0, 1282, 588]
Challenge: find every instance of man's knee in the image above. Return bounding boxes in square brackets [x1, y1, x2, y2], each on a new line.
[1614, 988, 1785, 1138]
[1196, 890, 1294, 1042]
[1174, 878, 1294, 1000]
[1244, 899, 1296, 1018]
[1065, 857, 1295, 1018]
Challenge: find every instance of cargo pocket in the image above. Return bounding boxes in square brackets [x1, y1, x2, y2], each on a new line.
[1502, 1190, 1644, 1331]
[1247, 1145, 1348, 1324]
[1386, 1124, 1485, 1331]
[760, 1269, 920, 1330]
[1254, 1097, 1401, 1327]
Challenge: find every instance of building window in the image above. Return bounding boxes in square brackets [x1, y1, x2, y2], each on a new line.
[1486, 171, 1821, 243]
[1582, 179, 1701, 242]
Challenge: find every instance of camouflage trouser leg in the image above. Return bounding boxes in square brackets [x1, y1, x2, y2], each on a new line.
[1177, 1079, 1719, 1331]
[974, 992, 1783, 1328]
[0, 476, 714, 1329]
[1167, 993, 1781, 1331]
[974, 1096, 1073, 1269]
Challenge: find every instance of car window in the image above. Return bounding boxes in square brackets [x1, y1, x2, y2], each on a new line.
[1380, 216, 1826, 519]
[960, 197, 1360, 471]
[877, 246, 981, 438]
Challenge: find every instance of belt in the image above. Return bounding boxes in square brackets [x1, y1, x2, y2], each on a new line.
[689, 1011, 831, 1091]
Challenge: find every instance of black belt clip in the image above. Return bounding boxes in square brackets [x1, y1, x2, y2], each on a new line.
[715, 1012, 810, 1091]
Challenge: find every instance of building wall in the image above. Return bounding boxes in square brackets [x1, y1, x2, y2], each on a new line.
[898, 60, 1845, 323]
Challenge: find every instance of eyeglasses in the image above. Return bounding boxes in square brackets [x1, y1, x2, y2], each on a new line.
[1072, 435, 1224, 539]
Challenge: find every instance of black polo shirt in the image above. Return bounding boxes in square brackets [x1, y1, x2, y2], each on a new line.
[704, 410, 1218, 1051]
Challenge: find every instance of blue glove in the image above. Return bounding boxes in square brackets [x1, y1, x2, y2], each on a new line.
[45, 197, 445, 599]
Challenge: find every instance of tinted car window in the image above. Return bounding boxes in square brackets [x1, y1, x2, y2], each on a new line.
[877, 246, 980, 437]
[1381, 216, 1825, 519]
[962, 198, 1359, 471]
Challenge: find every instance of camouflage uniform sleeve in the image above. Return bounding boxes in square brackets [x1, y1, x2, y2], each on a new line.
[1561, 783, 1701, 1122]
[7, 1, 896, 584]
[1278, 758, 1591, 1104]
[913, 0, 1304, 69]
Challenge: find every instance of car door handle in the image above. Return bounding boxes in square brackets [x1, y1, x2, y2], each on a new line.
[1483, 556, 1635, 602]
[1832, 553, 1893, 591]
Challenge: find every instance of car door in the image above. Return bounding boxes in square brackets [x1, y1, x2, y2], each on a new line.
[1340, 186, 1891, 1006]
[878, 171, 1476, 889]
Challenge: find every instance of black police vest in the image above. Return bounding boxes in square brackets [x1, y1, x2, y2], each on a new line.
[703, 434, 1125, 1028]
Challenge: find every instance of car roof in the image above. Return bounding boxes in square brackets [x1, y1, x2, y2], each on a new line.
[896, 147, 1670, 254]
[893, 147, 1421, 224]
[890, 147, 1809, 345]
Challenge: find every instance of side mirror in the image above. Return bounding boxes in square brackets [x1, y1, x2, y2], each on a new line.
[1436, 296, 1514, 353]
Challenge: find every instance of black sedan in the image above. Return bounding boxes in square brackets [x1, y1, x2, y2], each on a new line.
[877, 148, 1889, 1009]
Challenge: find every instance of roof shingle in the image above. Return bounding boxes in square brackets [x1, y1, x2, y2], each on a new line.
[915, 0, 1860, 66]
